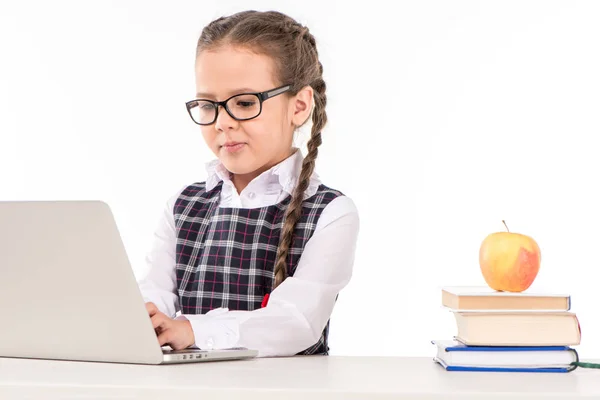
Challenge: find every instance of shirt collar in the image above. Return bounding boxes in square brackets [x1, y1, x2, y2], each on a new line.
[204, 148, 321, 198]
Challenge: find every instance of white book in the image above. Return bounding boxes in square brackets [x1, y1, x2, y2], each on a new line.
[441, 286, 571, 312]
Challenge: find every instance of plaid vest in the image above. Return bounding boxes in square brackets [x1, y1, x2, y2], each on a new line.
[173, 180, 343, 355]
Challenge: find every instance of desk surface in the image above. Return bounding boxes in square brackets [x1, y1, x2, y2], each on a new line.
[0, 356, 598, 400]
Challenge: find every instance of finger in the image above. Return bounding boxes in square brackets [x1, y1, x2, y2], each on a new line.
[157, 329, 172, 347]
[151, 313, 169, 331]
[170, 342, 186, 351]
[145, 302, 158, 317]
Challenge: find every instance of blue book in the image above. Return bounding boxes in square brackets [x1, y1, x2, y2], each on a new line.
[432, 340, 578, 373]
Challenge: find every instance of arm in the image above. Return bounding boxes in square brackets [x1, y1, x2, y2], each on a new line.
[137, 186, 186, 319]
[182, 196, 360, 357]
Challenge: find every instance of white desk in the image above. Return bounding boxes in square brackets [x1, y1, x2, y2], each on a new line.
[0, 356, 598, 399]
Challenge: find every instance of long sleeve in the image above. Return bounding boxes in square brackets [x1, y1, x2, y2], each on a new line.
[137, 186, 186, 319]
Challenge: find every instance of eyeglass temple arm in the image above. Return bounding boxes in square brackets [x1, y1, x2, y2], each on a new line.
[262, 85, 291, 100]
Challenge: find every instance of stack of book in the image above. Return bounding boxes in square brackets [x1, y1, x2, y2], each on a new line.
[433, 286, 581, 372]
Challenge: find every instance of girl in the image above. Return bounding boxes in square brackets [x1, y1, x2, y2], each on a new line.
[139, 10, 359, 358]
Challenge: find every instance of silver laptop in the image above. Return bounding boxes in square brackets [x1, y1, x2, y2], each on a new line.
[0, 200, 258, 364]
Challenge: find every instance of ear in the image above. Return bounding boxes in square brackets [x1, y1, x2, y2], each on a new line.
[289, 85, 314, 127]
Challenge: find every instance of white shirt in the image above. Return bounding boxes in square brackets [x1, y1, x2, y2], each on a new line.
[138, 149, 360, 357]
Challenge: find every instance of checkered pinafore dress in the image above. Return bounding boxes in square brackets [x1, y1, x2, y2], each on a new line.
[173, 180, 343, 355]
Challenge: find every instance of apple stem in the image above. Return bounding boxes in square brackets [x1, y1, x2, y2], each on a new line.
[502, 220, 509, 232]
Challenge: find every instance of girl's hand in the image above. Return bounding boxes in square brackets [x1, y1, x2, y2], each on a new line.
[145, 302, 195, 350]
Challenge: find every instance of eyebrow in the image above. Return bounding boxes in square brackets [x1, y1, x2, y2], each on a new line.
[195, 88, 259, 99]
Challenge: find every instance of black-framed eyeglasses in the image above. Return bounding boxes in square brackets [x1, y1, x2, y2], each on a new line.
[185, 84, 291, 126]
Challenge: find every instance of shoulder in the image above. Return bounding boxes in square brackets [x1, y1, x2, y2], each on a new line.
[318, 195, 359, 229]
[171, 181, 223, 209]
[303, 184, 344, 206]
[301, 190, 360, 262]
[176, 181, 214, 198]
[159, 181, 223, 219]
[308, 184, 359, 231]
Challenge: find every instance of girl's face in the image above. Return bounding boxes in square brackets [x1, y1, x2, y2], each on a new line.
[194, 46, 310, 177]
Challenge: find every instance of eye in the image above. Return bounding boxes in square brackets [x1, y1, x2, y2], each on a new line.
[200, 103, 216, 110]
[236, 100, 256, 108]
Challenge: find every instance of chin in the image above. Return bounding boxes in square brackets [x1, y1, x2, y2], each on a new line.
[219, 156, 257, 175]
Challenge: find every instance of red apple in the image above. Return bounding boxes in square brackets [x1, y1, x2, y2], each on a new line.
[479, 221, 541, 292]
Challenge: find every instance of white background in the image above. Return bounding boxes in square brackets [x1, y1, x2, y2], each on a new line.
[2, 0, 599, 358]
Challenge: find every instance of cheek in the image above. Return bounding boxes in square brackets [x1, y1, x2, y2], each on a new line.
[200, 128, 217, 146]
[246, 103, 291, 145]
[200, 128, 221, 156]
[244, 119, 286, 149]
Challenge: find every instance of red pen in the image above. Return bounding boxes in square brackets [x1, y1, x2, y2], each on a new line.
[261, 293, 270, 308]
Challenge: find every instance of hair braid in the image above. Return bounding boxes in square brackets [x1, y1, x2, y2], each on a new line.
[273, 61, 327, 288]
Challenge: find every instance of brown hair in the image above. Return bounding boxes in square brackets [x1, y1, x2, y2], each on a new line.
[196, 10, 327, 290]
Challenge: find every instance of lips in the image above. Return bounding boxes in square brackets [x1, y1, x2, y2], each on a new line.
[221, 142, 246, 153]
[221, 141, 244, 147]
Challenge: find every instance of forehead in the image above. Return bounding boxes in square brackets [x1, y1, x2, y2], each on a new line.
[195, 46, 278, 98]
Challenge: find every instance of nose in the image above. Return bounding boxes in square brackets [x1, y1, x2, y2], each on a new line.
[214, 105, 238, 132]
